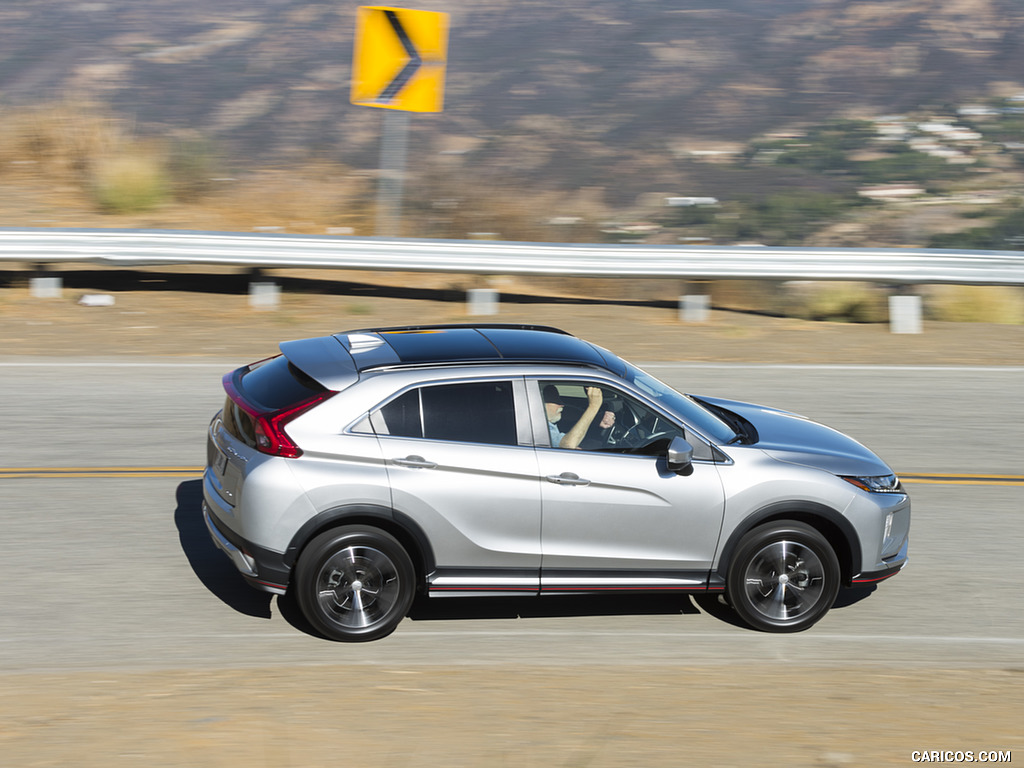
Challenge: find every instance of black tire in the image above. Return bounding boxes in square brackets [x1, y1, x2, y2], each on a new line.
[294, 525, 415, 642]
[726, 521, 840, 633]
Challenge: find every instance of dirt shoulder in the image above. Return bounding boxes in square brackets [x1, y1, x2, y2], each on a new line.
[1, 664, 1019, 767]
[1, 268, 1022, 364]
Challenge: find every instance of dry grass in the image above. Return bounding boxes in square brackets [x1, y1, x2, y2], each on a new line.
[697, 280, 891, 323]
[0, 100, 1022, 325]
[0, 100, 170, 213]
[925, 285, 1024, 324]
[410, 171, 612, 242]
[0, 100, 126, 180]
[200, 163, 372, 234]
[0, 100, 372, 231]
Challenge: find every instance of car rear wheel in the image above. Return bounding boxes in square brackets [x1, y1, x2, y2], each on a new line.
[726, 521, 840, 633]
[295, 526, 415, 642]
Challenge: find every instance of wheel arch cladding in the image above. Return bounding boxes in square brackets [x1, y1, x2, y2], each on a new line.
[717, 501, 860, 587]
[283, 504, 435, 584]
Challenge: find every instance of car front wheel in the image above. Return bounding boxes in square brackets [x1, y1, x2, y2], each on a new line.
[726, 521, 840, 633]
[294, 526, 416, 642]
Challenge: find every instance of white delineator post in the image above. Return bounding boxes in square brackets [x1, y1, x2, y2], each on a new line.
[889, 294, 923, 334]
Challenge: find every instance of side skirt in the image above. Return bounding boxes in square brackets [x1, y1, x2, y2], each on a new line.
[541, 568, 718, 594]
[426, 568, 721, 596]
[428, 567, 538, 597]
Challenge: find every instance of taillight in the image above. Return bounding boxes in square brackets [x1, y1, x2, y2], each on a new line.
[252, 392, 333, 458]
[223, 372, 333, 458]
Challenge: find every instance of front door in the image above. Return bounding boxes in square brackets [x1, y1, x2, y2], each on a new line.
[532, 379, 726, 593]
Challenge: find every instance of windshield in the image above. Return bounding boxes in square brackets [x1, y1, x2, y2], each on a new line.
[622, 362, 739, 444]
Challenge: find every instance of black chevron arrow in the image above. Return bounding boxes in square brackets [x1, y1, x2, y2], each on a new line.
[378, 9, 423, 103]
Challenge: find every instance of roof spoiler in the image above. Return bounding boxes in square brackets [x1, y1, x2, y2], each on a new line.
[279, 335, 359, 391]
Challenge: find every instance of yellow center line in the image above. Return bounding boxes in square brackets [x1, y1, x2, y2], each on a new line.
[0, 467, 1021, 486]
[901, 476, 1024, 487]
[0, 467, 203, 479]
[902, 472, 1024, 479]
[1, 466, 203, 472]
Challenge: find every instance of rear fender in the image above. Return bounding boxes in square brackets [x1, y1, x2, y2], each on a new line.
[283, 504, 436, 584]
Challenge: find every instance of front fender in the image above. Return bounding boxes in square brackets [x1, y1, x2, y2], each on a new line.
[714, 500, 862, 587]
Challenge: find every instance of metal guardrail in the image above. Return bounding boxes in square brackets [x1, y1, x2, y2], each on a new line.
[2, 227, 1024, 284]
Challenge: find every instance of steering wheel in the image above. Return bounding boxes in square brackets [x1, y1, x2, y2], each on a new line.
[609, 421, 649, 448]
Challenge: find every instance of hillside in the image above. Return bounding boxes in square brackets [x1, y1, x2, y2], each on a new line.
[2, 0, 1024, 246]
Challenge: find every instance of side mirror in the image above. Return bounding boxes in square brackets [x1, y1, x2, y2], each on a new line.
[667, 436, 694, 474]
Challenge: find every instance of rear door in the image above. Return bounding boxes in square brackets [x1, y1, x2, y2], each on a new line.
[372, 377, 543, 596]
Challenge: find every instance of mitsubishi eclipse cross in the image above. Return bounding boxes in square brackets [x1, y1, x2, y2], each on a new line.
[203, 324, 909, 641]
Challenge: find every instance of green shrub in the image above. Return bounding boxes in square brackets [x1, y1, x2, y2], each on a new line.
[90, 149, 168, 213]
[783, 281, 888, 323]
[857, 147, 962, 186]
[714, 193, 863, 245]
[765, 120, 876, 173]
[928, 205, 1024, 250]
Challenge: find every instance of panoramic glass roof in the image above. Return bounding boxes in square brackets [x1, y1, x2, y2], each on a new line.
[333, 325, 620, 372]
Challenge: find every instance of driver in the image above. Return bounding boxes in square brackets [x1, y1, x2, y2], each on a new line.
[544, 385, 615, 449]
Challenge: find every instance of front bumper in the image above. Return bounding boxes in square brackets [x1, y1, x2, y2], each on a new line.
[852, 536, 909, 585]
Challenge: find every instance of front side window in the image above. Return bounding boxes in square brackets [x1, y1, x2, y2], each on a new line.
[621, 362, 738, 444]
[539, 380, 686, 455]
[373, 381, 517, 446]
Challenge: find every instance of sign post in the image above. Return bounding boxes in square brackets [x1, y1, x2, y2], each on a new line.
[375, 110, 410, 238]
[351, 6, 449, 235]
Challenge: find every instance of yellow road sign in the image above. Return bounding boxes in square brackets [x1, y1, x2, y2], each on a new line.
[351, 6, 449, 113]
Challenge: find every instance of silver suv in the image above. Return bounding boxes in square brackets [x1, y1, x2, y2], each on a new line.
[203, 324, 909, 641]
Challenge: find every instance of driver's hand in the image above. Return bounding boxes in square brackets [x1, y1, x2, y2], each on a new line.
[585, 387, 603, 407]
[599, 410, 615, 429]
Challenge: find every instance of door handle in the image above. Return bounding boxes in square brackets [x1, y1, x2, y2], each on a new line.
[545, 472, 590, 486]
[392, 455, 437, 469]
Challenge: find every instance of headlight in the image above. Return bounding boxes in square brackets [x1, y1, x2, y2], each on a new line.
[841, 474, 904, 493]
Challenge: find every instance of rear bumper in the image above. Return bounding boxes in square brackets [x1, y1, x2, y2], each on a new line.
[203, 501, 290, 595]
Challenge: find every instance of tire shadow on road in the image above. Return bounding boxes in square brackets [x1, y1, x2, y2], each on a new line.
[270, 582, 879, 642]
[174, 479, 273, 619]
[271, 589, 706, 642]
[404, 586, 876, 630]
[833, 585, 877, 608]
[692, 586, 878, 630]
[406, 592, 701, 623]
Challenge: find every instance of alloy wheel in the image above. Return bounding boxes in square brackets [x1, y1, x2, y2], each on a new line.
[741, 539, 827, 623]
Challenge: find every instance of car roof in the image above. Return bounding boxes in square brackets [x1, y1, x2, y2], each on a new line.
[279, 324, 627, 391]
[338, 324, 625, 371]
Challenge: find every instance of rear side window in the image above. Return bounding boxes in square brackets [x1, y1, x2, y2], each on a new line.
[377, 389, 422, 438]
[375, 381, 517, 446]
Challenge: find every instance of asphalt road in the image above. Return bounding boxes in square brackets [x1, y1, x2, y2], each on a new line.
[1, 358, 1022, 673]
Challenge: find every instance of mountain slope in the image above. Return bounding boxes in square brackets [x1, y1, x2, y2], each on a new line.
[2, 0, 1024, 244]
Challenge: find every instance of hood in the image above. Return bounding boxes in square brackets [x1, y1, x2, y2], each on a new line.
[696, 395, 892, 477]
